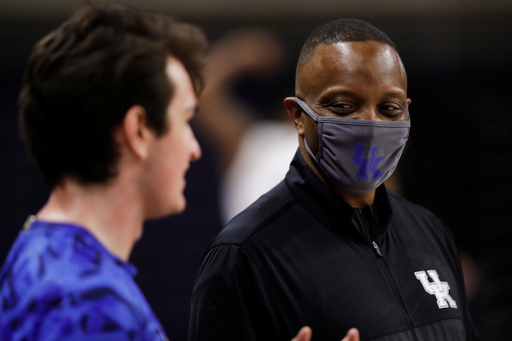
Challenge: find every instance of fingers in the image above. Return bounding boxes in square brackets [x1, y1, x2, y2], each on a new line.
[291, 326, 358, 341]
[291, 326, 312, 341]
[341, 328, 360, 341]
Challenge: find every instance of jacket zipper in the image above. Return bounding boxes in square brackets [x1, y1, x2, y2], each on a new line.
[369, 229, 419, 341]
[371, 241, 383, 257]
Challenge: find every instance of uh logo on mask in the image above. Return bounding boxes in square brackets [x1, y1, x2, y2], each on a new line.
[295, 97, 411, 194]
[353, 145, 384, 180]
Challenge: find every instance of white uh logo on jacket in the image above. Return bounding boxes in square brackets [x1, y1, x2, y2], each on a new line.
[415, 270, 458, 309]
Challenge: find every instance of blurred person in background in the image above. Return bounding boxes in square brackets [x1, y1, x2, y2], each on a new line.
[194, 28, 298, 223]
[190, 18, 479, 341]
[0, 4, 206, 340]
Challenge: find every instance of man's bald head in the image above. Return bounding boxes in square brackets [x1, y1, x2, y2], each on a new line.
[296, 19, 397, 92]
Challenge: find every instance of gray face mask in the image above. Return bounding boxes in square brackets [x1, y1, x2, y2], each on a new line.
[295, 97, 411, 194]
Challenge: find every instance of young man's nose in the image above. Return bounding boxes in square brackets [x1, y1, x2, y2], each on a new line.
[190, 131, 202, 161]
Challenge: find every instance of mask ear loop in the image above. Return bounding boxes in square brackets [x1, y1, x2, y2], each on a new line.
[405, 109, 411, 140]
[295, 97, 319, 122]
[295, 97, 323, 162]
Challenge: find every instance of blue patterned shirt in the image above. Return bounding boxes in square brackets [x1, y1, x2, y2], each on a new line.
[0, 218, 168, 341]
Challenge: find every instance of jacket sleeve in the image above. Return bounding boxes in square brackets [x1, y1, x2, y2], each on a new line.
[189, 244, 265, 341]
[456, 255, 481, 341]
[440, 221, 480, 341]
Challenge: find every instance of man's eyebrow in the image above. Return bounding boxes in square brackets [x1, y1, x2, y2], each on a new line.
[317, 88, 358, 102]
[321, 88, 406, 97]
[382, 90, 407, 97]
[323, 88, 356, 96]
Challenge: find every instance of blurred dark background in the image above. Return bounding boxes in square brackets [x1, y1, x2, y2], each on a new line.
[1, 1, 512, 340]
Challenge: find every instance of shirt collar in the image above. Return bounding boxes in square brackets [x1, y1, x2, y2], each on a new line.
[25, 217, 139, 277]
[284, 149, 392, 240]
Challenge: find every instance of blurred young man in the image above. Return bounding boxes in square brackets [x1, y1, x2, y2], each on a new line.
[0, 4, 206, 340]
[190, 19, 479, 341]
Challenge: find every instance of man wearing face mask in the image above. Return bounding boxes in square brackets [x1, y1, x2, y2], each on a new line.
[189, 19, 479, 341]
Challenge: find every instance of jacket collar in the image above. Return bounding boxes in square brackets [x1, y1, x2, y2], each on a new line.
[284, 149, 392, 240]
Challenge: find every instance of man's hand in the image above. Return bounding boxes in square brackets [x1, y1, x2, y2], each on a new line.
[291, 326, 360, 341]
[291, 326, 312, 341]
[341, 328, 360, 341]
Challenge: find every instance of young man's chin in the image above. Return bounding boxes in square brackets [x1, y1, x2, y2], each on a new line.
[146, 197, 187, 221]
[170, 199, 187, 216]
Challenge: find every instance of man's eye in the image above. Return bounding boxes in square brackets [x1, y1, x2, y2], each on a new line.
[380, 104, 405, 115]
[330, 104, 356, 114]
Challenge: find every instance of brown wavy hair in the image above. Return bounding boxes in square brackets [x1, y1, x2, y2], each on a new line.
[19, 3, 207, 187]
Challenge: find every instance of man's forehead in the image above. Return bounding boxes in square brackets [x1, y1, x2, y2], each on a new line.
[302, 41, 399, 72]
[296, 41, 406, 94]
[166, 58, 197, 102]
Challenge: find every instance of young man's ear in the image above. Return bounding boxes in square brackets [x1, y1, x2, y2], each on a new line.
[284, 97, 305, 136]
[117, 105, 152, 159]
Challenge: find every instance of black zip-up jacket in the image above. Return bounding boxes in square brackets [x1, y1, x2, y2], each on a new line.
[189, 151, 479, 341]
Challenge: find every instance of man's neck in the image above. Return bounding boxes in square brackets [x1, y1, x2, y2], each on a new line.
[332, 185, 375, 210]
[36, 177, 144, 261]
[299, 146, 375, 210]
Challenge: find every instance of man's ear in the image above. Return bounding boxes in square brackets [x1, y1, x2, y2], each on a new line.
[284, 97, 305, 136]
[118, 105, 152, 160]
